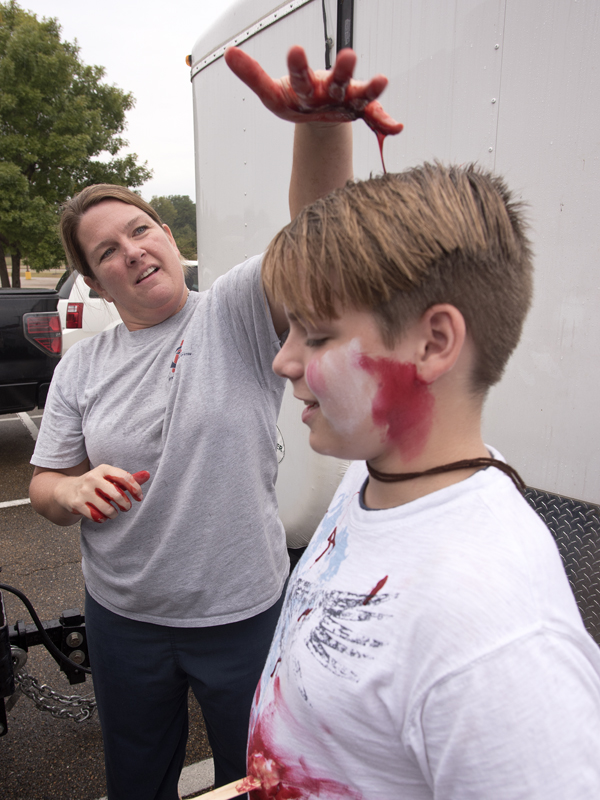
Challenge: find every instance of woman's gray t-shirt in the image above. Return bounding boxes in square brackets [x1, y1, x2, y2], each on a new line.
[32, 256, 288, 626]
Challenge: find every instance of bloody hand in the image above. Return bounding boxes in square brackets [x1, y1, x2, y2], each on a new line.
[224, 45, 403, 137]
[83, 469, 150, 523]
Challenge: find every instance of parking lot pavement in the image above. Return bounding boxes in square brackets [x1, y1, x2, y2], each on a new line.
[1, 410, 213, 799]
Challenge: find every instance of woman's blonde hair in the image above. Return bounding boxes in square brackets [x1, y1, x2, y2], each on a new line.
[263, 163, 533, 394]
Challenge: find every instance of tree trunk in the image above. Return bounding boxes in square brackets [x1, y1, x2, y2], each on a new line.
[11, 249, 21, 288]
[0, 243, 10, 287]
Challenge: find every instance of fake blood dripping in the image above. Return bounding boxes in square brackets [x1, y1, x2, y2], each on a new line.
[359, 355, 433, 460]
[376, 131, 387, 174]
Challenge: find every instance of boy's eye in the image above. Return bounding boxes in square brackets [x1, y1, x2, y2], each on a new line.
[306, 337, 328, 348]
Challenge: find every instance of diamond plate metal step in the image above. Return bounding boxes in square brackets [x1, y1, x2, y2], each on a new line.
[525, 487, 600, 646]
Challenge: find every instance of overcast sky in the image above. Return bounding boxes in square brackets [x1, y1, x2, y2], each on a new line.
[21, 0, 241, 202]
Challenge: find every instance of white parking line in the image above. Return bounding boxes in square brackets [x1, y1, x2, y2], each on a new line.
[0, 413, 43, 423]
[0, 498, 31, 509]
[16, 411, 39, 441]
[95, 757, 215, 800]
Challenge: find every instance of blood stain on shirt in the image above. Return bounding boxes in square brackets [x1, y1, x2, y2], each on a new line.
[248, 678, 362, 800]
[314, 527, 337, 563]
[270, 658, 282, 679]
[362, 575, 388, 605]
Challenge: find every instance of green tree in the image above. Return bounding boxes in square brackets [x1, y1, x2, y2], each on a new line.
[150, 194, 197, 260]
[0, 1, 152, 286]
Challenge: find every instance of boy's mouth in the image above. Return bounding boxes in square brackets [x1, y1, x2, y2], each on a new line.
[301, 399, 320, 424]
[136, 266, 159, 284]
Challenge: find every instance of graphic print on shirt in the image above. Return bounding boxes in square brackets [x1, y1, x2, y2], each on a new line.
[279, 575, 391, 685]
[171, 339, 184, 372]
[248, 474, 395, 799]
[168, 339, 192, 381]
[258, 477, 395, 698]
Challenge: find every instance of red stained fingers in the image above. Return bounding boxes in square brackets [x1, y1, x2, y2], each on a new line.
[85, 502, 109, 523]
[223, 47, 278, 108]
[225, 44, 403, 136]
[96, 486, 130, 512]
[83, 470, 150, 523]
[105, 474, 142, 503]
[362, 100, 404, 136]
[286, 45, 317, 103]
[324, 48, 356, 103]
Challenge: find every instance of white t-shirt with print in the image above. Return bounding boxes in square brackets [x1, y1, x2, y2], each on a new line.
[248, 456, 600, 800]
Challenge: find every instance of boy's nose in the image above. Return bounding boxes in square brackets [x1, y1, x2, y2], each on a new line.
[273, 341, 304, 382]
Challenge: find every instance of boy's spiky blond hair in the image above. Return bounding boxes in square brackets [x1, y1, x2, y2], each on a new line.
[263, 163, 533, 393]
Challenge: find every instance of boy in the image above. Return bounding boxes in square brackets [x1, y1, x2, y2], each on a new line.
[248, 164, 600, 799]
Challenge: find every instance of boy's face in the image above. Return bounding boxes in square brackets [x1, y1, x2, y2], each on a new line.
[273, 306, 434, 464]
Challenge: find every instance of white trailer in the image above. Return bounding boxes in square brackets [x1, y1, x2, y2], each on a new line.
[189, 0, 600, 636]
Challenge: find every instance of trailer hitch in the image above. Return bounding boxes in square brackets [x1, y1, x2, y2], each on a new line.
[0, 584, 92, 736]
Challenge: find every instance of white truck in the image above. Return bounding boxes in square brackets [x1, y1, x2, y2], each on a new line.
[55, 263, 199, 354]
[189, 0, 600, 638]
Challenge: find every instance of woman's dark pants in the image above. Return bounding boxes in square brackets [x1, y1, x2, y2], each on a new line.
[85, 589, 285, 800]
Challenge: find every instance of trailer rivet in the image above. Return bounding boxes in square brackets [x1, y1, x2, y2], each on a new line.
[69, 650, 86, 665]
[491, 98, 497, 104]
[488, 147, 493, 152]
[495, 44, 500, 49]
[66, 632, 83, 648]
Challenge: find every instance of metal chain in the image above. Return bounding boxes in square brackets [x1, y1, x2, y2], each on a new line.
[14, 669, 97, 722]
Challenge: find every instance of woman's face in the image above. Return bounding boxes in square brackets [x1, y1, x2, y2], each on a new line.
[78, 200, 188, 330]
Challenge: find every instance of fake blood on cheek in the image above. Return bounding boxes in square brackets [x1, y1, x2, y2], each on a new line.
[359, 355, 434, 460]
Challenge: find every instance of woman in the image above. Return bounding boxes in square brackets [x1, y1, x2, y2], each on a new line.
[29, 46, 401, 800]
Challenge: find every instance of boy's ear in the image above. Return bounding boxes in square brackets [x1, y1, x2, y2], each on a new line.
[84, 275, 115, 304]
[414, 304, 466, 383]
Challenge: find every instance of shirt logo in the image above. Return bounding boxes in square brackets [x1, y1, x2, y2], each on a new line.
[171, 339, 184, 373]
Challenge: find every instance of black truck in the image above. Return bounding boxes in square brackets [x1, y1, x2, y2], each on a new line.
[0, 288, 61, 415]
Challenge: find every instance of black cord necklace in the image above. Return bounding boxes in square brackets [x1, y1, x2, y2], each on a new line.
[366, 457, 527, 494]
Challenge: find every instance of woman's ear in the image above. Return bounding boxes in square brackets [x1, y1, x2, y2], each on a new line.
[162, 224, 181, 256]
[414, 304, 466, 383]
[84, 275, 115, 304]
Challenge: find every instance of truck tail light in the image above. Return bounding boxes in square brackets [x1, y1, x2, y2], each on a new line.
[23, 312, 62, 355]
[66, 302, 84, 329]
